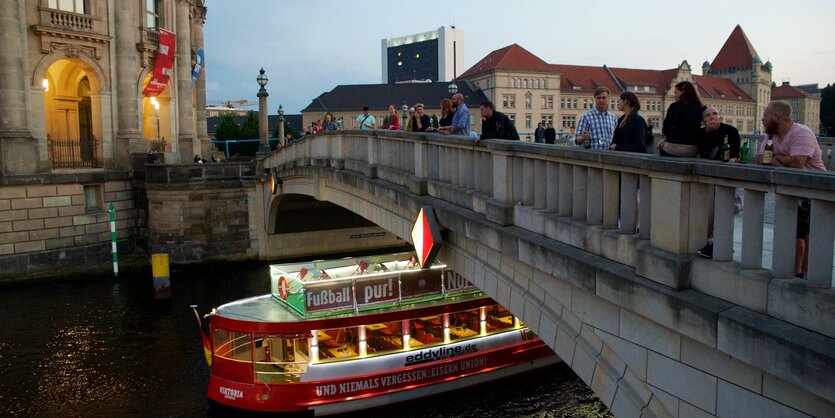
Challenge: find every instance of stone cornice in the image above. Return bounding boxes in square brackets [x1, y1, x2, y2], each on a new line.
[31, 25, 111, 46]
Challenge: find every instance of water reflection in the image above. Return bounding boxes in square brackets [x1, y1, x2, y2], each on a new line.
[0, 262, 609, 417]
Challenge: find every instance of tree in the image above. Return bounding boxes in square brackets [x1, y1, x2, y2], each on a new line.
[771, 81, 777, 88]
[430, 114, 439, 129]
[821, 83, 835, 136]
[239, 111, 259, 139]
[214, 112, 240, 140]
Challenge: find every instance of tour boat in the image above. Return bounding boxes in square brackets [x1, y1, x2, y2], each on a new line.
[201, 252, 559, 416]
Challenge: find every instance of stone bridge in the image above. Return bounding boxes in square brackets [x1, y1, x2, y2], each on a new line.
[250, 130, 835, 417]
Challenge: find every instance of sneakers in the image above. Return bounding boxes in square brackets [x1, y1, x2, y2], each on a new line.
[697, 242, 713, 259]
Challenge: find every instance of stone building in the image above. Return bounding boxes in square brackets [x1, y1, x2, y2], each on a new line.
[0, 0, 208, 278]
[771, 82, 821, 134]
[460, 25, 764, 135]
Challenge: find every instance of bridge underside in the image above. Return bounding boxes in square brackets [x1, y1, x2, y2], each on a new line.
[266, 163, 834, 418]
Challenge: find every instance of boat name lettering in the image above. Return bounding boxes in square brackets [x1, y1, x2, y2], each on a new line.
[314, 355, 488, 397]
[219, 386, 243, 400]
[306, 285, 352, 310]
[405, 343, 478, 366]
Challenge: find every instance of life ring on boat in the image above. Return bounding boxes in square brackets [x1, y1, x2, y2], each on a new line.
[277, 275, 289, 300]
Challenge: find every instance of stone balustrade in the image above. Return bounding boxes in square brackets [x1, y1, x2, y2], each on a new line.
[268, 130, 835, 295]
[39, 7, 99, 33]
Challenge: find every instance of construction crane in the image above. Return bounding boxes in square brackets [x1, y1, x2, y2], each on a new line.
[207, 99, 257, 108]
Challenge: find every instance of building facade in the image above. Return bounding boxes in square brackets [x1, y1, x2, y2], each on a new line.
[381, 26, 464, 84]
[460, 25, 765, 136]
[771, 82, 821, 134]
[0, 0, 209, 278]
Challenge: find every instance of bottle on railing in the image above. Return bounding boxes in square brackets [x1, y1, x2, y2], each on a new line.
[739, 140, 750, 164]
[584, 137, 592, 149]
[762, 138, 774, 164]
[721, 135, 730, 162]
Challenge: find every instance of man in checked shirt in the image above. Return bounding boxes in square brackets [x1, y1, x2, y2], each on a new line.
[574, 86, 617, 149]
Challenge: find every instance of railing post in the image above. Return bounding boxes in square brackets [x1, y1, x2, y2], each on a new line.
[558, 163, 573, 217]
[617, 172, 637, 232]
[410, 140, 428, 195]
[545, 161, 559, 211]
[330, 133, 344, 169]
[772, 194, 798, 278]
[534, 159, 546, 209]
[639, 175, 651, 240]
[586, 167, 603, 225]
[572, 166, 587, 219]
[808, 199, 835, 288]
[365, 132, 377, 179]
[603, 170, 621, 229]
[486, 151, 514, 225]
[522, 158, 535, 206]
[712, 186, 736, 262]
[741, 190, 764, 268]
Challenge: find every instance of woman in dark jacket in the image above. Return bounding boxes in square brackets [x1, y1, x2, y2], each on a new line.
[659, 80, 704, 157]
[610, 92, 648, 153]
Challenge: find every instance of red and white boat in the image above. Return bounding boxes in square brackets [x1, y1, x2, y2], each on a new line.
[201, 251, 559, 416]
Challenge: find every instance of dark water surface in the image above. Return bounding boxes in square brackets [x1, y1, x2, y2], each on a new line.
[0, 262, 610, 418]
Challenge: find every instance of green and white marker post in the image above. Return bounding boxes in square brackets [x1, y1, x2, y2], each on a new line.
[109, 202, 118, 277]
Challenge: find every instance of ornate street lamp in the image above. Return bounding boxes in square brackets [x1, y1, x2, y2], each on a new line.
[278, 104, 285, 146]
[256, 67, 270, 155]
[448, 82, 458, 95]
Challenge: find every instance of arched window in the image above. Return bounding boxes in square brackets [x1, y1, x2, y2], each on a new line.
[534, 79, 540, 89]
[523, 79, 528, 88]
[511, 79, 517, 88]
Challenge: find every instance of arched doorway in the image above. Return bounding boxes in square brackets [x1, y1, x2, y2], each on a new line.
[42, 58, 102, 168]
[141, 73, 172, 152]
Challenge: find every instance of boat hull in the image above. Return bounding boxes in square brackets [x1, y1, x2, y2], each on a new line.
[207, 338, 558, 416]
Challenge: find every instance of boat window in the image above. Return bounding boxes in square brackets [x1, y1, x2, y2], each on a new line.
[486, 305, 516, 333]
[318, 326, 360, 362]
[214, 329, 252, 361]
[448, 308, 481, 342]
[365, 321, 403, 355]
[411, 315, 443, 346]
[253, 334, 310, 383]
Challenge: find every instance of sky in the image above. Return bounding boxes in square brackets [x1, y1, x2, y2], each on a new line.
[203, 0, 835, 114]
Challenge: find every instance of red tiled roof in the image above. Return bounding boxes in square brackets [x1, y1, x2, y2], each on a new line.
[771, 84, 816, 99]
[607, 67, 678, 93]
[549, 64, 620, 93]
[693, 75, 753, 102]
[459, 44, 552, 78]
[711, 25, 758, 71]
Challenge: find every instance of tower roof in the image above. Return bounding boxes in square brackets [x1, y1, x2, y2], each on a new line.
[459, 44, 552, 78]
[711, 25, 759, 71]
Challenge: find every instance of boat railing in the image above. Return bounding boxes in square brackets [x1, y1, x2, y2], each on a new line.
[253, 360, 309, 383]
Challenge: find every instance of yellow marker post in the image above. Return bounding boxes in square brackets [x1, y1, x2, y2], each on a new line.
[151, 253, 171, 299]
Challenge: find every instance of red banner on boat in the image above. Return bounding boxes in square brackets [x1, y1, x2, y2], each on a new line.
[305, 281, 354, 313]
[143, 28, 176, 97]
[355, 275, 399, 306]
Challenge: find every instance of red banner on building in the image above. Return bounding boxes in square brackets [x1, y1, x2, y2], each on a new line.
[143, 28, 176, 97]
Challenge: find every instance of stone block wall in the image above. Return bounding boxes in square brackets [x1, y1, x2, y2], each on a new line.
[0, 179, 138, 280]
[147, 183, 256, 263]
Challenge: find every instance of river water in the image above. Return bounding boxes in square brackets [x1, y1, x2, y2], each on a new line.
[0, 261, 610, 418]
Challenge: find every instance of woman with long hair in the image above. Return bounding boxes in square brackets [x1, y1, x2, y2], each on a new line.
[658, 81, 704, 157]
[438, 98, 454, 131]
[610, 92, 648, 153]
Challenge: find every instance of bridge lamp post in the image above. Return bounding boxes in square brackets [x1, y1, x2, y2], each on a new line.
[401, 103, 408, 131]
[448, 82, 458, 95]
[256, 68, 270, 155]
[278, 104, 285, 146]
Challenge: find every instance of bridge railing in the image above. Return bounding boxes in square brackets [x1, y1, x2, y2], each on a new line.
[267, 131, 835, 299]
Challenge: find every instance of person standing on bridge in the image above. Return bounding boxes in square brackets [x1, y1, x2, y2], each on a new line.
[658, 81, 704, 157]
[411, 103, 431, 132]
[439, 93, 471, 137]
[323, 114, 338, 131]
[544, 122, 557, 144]
[354, 106, 376, 130]
[757, 100, 826, 278]
[479, 101, 519, 141]
[381, 104, 400, 130]
[609, 92, 648, 153]
[575, 86, 617, 149]
[534, 122, 545, 143]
